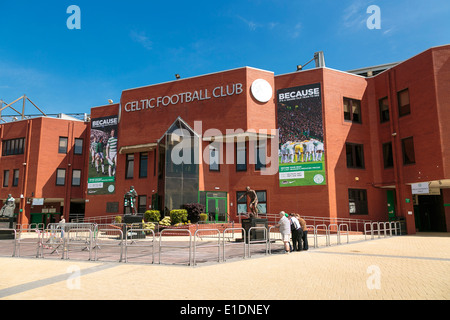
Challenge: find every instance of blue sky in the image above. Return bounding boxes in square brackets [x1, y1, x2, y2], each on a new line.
[0, 0, 449, 115]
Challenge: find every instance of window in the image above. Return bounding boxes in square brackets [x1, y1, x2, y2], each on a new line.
[138, 195, 147, 213]
[346, 143, 365, 169]
[236, 191, 247, 215]
[236, 142, 247, 171]
[72, 169, 81, 186]
[139, 153, 148, 178]
[256, 190, 267, 214]
[402, 137, 415, 165]
[3, 170, 9, 187]
[12, 169, 19, 187]
[74, 138, 83, 155]
[255, 140, 266, 171]
[348, 189, 368, 215]
[397, 89, 410, 117]
[106, 202, 119, 214]
[379, 97, 390, 123]
[125, 154, 134, 179]
[2, 138, 25, 156]
[56, 169, 66, 186]
[382, 142, 394, 168]
[343, 97, 362, 123]
[209, 144, 220, 171]
[59, 137, 68, 154]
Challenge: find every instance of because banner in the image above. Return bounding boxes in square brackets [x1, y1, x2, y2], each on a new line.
[277, 83, 326, 187]
[88, 115, 119, 195]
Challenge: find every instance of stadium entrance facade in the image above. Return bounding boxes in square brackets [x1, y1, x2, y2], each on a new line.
[83, 45, 450, 234]
[2, 46, 449, 235]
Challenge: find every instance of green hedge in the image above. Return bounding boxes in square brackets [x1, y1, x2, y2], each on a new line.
[170, 209, 188, 224]
[144, 210, 161, 222]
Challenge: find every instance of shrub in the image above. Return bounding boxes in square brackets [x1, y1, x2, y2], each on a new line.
[144, 210, 160, 222]
[183, 203, 206, 223]
[199, 213, 208, 222]
[159, 216, 171, 226]
[114, 216, 122, 224]
[170, 209, 188, 224]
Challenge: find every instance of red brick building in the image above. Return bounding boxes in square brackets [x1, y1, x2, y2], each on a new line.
[0, 116, 89, 225]
[2, 45, 449, 234]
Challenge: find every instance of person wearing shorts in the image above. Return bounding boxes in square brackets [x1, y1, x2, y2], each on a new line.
[277, 211, 291, 253]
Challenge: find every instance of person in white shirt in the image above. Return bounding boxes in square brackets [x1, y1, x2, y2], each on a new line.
[277, 211, 291, 253]
[289, 214, 302, 251]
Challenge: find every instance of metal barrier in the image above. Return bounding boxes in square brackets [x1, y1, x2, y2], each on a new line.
[0, 228, 17, 257]
[364, 222, 373, 240]
[40, 227, 65, 259]
[193, 229, 221, 266]
[223, 228, 246, 262]
[247, 227, 268, 258]
[0, 220, 405, 266]
[65, 228, 93, 260]
[94, 228, 124, 262]
[125, 228, 155, 264]
[16, 227, 41, 258]
[328, 224, 339, 246]
[159, 229, 192, 266]
[305, 225, 316, 248]
[315, 224, 329, 247]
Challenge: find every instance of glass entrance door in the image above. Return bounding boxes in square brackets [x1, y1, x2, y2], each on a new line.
[206, 196, 228, 222]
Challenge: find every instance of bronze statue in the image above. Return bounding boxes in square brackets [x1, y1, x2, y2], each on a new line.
[0, 194, 15, 218]
[238, 186, 259, 218]
[124, 186, 138, 215]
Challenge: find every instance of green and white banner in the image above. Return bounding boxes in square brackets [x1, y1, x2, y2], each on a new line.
[277, 83, 326, 187]
[88, 115, 119, 195]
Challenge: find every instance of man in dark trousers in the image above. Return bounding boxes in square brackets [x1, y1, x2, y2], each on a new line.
[289, 213, 302, 251]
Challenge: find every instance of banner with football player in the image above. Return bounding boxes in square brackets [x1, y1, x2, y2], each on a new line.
[87, 115, 119, 195]
[277, 83, 326, 187]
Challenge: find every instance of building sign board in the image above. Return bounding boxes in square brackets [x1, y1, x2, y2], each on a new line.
[277, 83, 326, 187]
[88, 115, 119, 195]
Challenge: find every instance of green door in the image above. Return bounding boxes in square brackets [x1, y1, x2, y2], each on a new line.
[387, 190, 396, 221]
[206, 196, 227, 222]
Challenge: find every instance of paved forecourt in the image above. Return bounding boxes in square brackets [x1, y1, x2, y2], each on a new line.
[0, 233, 449, 300]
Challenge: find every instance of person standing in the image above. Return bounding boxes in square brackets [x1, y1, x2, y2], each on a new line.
[277, 211, 291, 253]
[290, 213, 302, 251]
[297, 214, 308, 250]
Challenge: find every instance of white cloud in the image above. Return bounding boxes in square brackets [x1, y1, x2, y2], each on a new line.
[130, 30, 153, 50]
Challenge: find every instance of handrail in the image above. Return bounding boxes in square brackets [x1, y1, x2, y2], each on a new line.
[247, 227, 268, 258]
[159, 229, 192, 266]
[223, 227, 246, 261]
[193, 229, 221, 266]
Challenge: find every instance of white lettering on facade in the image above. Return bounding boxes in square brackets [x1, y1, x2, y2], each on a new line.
[124, 83, 243, 113]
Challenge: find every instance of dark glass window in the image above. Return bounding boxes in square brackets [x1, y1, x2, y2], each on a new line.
[72, 169, 81, 186]
[59, 137, 68, 154]
[126, 154, 134, 179]
[348, 189, 368, 215]
[343, 97, 362, 123]
[56, 169, 66, 186]
[12, 169, 19, 187]
[346, 143, 365, 169]
[382, 142, 394, 168]
[209, 144, 220, 172]
[398, 89, 410, 117]
[402, 137, 415, 165]
[236, 142, 247, 171]
[255, 140, 267, 171]
[139, 152, 148, 178]
[74, 139, 83, 155]
[379, 97, 390, 123]
[2, 138, 25, 156]
[3, 170, 9, 187]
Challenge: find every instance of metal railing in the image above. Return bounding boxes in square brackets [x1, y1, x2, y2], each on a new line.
[0, 219, 403, 266]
